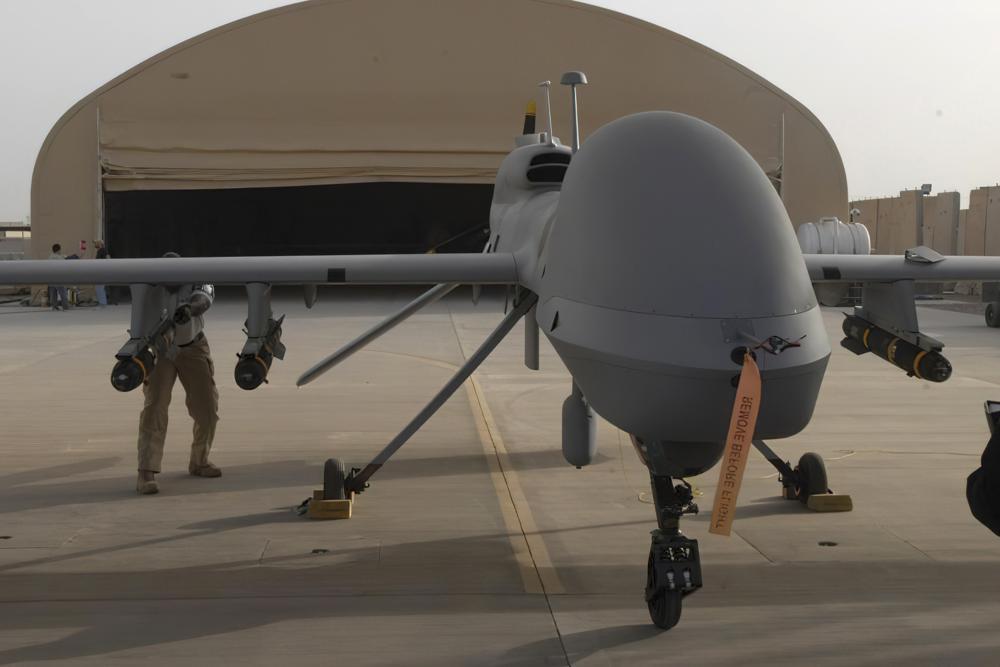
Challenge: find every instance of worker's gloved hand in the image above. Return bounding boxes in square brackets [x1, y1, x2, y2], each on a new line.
[173, 303, 193, 325]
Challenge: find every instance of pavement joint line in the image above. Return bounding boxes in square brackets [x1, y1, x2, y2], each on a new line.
[880, 525, 935, 561]
[459, 366, 565, 590]
[356, 346, 550, 593]
[257, 539, 270, 565]
[465, 375, 567, 595]
[732, 529, 776, 565]
[447, 308, 571, 667]
[361, 323, 563, 594]
[439, 312, 566, 595]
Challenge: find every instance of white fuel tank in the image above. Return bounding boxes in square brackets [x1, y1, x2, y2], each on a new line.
[796, 217, 871, 255]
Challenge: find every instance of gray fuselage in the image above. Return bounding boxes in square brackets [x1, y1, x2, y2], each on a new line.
[490, 112, 830, 475]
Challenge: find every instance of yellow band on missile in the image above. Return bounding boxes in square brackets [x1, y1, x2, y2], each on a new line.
[526, 100, 537, 115]
[888, 338, 900, 363]
[913, 350, 928, 379]
[133, 355, 148, 382]
[862, 327, 871, 349]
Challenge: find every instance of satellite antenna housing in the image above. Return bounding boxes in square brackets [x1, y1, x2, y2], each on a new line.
[560, 71, 588, 152]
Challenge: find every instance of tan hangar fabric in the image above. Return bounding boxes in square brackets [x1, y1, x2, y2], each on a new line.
[31, 0, 848, 257]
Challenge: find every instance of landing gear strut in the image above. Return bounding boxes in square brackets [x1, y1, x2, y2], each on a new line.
[325, 291, 539, 500]
[645, 474, 702, 630]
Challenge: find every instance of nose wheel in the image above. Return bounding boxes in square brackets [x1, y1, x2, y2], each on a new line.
[644, 474, 702, 630]
[646, 547, 682, 629]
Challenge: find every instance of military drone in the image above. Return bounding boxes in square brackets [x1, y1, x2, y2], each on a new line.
[5, 72, 998, 630]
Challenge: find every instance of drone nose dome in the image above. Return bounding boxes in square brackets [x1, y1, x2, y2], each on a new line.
[540, 111, 815, 318]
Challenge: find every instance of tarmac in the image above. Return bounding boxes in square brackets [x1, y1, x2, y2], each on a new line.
[0, 288, 999, 666]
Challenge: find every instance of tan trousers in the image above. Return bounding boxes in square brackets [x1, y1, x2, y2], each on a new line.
[137, 334, 220, 472]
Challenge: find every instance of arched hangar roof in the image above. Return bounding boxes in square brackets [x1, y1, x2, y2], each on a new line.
[31, 0, 848, 256]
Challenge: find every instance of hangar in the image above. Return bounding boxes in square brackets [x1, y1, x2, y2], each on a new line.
[30, 0, 848, 259]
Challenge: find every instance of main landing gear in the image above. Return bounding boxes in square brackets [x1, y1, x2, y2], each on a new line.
[645, 474, 702, 630]
[751, 440, 829, 502]
[315, 291, 540, 503]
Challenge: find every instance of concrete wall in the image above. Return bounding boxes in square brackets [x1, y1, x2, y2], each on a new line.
[851, 199, 879, 245]
[0, 237, 28, 260]
[984, 187, 1000, 256]
[967, 187, 990, 255]
[922, 191, 960, 255]
[851, 190, 960, 255]
[851, 191, 919, 254]
[958, 208, 968, 255]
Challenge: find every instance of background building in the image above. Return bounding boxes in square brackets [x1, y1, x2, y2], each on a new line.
[851, 185, 1000, 257]
[31, 0, 849, 259]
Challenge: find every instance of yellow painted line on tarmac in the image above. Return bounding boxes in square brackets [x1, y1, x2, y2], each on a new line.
[461, 380, 543, 594]
[465, 375, 565, 595]
[365, 347, 563, 594]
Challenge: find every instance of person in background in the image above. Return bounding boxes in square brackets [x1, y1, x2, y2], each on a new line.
[47, 243, 68, 311]
[94, 240, 108, 307]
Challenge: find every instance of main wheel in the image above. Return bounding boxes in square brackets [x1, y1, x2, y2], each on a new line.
[987, 303, 1000, 328]
[646, 549, 683, 630]
[794, 452, 828, 503]
[323, 458, 347, 500]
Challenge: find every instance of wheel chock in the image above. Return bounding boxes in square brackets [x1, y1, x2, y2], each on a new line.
[806, 493, 853, 512]
[306, 489, 353, 520]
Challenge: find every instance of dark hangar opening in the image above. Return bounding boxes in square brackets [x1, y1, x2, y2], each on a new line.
[103, 182, 494, 258]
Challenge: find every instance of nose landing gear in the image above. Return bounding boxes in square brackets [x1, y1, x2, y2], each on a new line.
[645, 474, 703, 630]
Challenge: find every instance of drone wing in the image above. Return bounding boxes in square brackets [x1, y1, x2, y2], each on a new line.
[804, 249, 1000, 283]
[0, 253, 518, 286]
[802, 247, 1000, 383]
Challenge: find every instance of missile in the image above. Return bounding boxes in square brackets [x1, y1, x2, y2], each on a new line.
[110, 316, 175, 392]
[841, 315, 951, 382]
[110, 347, 156, 392]
[234, 316, 285, 390]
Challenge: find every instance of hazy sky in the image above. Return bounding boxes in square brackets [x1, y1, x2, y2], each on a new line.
[1, 0, 998, 221]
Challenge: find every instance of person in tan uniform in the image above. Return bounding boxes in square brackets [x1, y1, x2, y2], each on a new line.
[136, 267, 221, 495]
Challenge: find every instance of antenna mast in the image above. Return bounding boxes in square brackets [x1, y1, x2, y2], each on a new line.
[538, 80, 554, 145]
[559, 71, 588, 153]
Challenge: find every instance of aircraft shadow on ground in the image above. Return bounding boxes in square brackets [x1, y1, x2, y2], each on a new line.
[0, 449, 601, 515]
[2, 527, 1000, 665]
[687, 495, 808, 521]
[499, 624, 662, 665]
[501, 619, 1000, 666]
[0, 457, 121, 488]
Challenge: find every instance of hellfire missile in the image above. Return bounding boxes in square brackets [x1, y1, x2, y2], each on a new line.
[234, 316, 285, 390]
[110, 316, 175, 392]
[841, 315, 951, 382]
